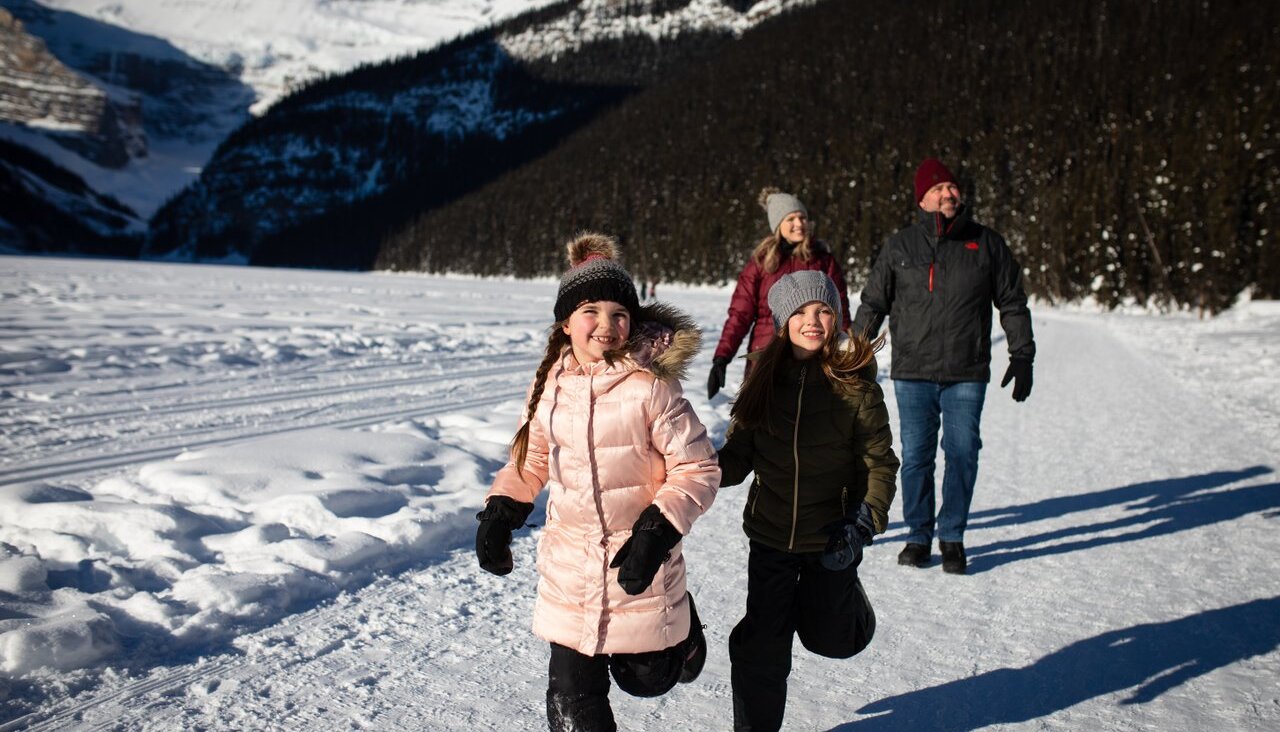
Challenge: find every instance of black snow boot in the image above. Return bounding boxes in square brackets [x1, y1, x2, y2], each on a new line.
[940, 541, 967, 575]
[548, 642, 616, 731]
[547, 691, 617, 732]
[897, 542, 930, 568]
[679, 592, 707, 683]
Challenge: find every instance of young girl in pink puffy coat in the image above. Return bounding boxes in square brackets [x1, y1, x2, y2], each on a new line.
[476, 232, 721, 732]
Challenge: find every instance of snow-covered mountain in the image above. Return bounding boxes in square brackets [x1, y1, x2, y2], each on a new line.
[0, 0, 562, 248]
[34, 0, 563, 115]
[144, 0, 818, 266]
[0, 0, 814, 259]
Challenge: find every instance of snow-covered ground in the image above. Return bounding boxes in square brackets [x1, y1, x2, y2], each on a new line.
[1, 255, 1277, 730]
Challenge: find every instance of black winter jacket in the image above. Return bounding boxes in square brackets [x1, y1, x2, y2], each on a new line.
[718, 357, 899, 553]
[852, 205, 1035, 382]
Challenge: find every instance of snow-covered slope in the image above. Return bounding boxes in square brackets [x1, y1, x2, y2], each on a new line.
[144, 0, 820, 264]
[0, 256, 1277, 729]
[0, 0, 560, 233]
[35, 0, 563, 115]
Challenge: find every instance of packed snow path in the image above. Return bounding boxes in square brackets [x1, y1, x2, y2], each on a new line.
[1, 258, 1276, 730]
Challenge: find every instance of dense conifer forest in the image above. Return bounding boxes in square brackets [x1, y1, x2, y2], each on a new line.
[376, 0, 1278, 314]
[148, 0, 740, 268]
[1, 139, 141, 256]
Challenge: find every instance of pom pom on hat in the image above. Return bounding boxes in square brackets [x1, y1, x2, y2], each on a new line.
[554, 232, 640, 322]
[566, 232, 620, 268]
[913, 158, 957, 203]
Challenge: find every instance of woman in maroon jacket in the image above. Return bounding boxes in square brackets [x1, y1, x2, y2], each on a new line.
[707, 187, 851, 398]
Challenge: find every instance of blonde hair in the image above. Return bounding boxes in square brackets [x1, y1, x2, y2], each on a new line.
[730, 325, 884, 430]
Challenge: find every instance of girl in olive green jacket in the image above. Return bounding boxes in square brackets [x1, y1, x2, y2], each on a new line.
[717, 270, 899, 732]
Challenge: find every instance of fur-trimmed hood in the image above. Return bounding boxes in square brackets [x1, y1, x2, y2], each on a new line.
[624, 301, 701, 383]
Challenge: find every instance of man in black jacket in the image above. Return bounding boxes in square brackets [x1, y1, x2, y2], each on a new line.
[852, 158, 1035, 574]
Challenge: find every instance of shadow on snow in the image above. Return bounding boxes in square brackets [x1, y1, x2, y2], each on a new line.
[831, 595, 1280, 731]
[881, 466, 1277, 573]
[964, 465, 1277, 573]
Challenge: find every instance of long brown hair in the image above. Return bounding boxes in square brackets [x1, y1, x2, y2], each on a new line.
[730, 324, 884, 430]
[509, 326, 569, 474]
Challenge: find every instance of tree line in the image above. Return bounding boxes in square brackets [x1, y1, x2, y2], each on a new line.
[376, 0, 1278, 314]
[146, 1, 740, 268]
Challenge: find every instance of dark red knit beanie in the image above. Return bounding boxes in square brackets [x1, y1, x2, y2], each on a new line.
[913, 158, 957, 202]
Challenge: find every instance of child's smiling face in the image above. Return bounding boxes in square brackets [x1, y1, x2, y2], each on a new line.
[563, 300, 631, 364]
[787, 301, 835, 360]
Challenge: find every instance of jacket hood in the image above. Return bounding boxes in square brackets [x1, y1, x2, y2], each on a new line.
[625, 301, 701, 382]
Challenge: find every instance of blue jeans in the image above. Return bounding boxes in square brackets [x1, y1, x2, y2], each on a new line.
[893, 380, 986, 545]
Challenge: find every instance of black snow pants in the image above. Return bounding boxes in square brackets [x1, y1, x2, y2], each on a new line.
[729, 540, 876, 731]
[546, 639, 685, 732]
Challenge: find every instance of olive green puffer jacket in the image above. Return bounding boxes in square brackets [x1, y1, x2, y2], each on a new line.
[718, 356, 899, 553]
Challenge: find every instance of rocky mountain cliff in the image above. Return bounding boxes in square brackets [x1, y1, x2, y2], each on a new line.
[0, 6, 143, 167]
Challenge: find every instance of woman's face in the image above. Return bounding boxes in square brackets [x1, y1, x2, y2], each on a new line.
[787, 301, 835, 360]
[562, 300, 631, 364]
[778, 211, 808, 244]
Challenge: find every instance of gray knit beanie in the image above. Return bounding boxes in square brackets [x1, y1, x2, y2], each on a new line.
[762, 189, 808, 233]
[553, 232, 640, 322]
[767, 270, 842, 332]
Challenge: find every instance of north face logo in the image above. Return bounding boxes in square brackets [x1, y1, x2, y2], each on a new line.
[965, 242, 979, 250]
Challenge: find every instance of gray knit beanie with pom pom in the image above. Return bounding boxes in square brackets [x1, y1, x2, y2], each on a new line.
[760, 187, 808, 233]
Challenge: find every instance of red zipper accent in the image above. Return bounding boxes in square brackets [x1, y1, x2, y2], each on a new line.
[929, 263, 935, 292]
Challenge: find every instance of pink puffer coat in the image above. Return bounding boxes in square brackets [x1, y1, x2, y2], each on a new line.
[488, 304, 720, 656]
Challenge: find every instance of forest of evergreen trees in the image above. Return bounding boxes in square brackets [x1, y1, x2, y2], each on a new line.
[147, 1, 741, 268]
[376, 0, 1278, 314]
[1, 139, 141, 257]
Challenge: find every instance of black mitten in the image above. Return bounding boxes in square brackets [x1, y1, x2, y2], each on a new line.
[1000, 358, 1033, 402]
[820, 502, 876, 571]
[475, 496, 534, 576]
[707, 357, 730, 399]
[610, 505, 682, 595]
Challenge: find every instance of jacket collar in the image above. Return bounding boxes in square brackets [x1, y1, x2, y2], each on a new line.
[916, 202, 972, 240]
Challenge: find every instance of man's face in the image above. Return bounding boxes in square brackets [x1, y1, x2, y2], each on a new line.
[919, 182, 962, 218]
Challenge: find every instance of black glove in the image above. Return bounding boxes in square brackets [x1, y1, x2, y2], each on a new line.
[1000, 358, 1033, 402]
[707, 357, 731, 400]
[610, 505, 682, 595]
[820, 502, 876, 571]
[475, 496, 534, 576]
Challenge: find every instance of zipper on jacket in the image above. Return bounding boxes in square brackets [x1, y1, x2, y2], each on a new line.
[788, 363, 807, 551]
[929, 212, 942, 294]
[584, 372, 611, 548]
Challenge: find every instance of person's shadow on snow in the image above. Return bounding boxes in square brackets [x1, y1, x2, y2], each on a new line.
[959, 465, 1277, 573]
[828, 595, 1280, 731]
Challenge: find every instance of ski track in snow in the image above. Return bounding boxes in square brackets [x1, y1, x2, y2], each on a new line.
[1, 257, 1277, 730]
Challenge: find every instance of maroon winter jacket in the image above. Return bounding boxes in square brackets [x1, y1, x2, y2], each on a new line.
[713, 244, 852, 363]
